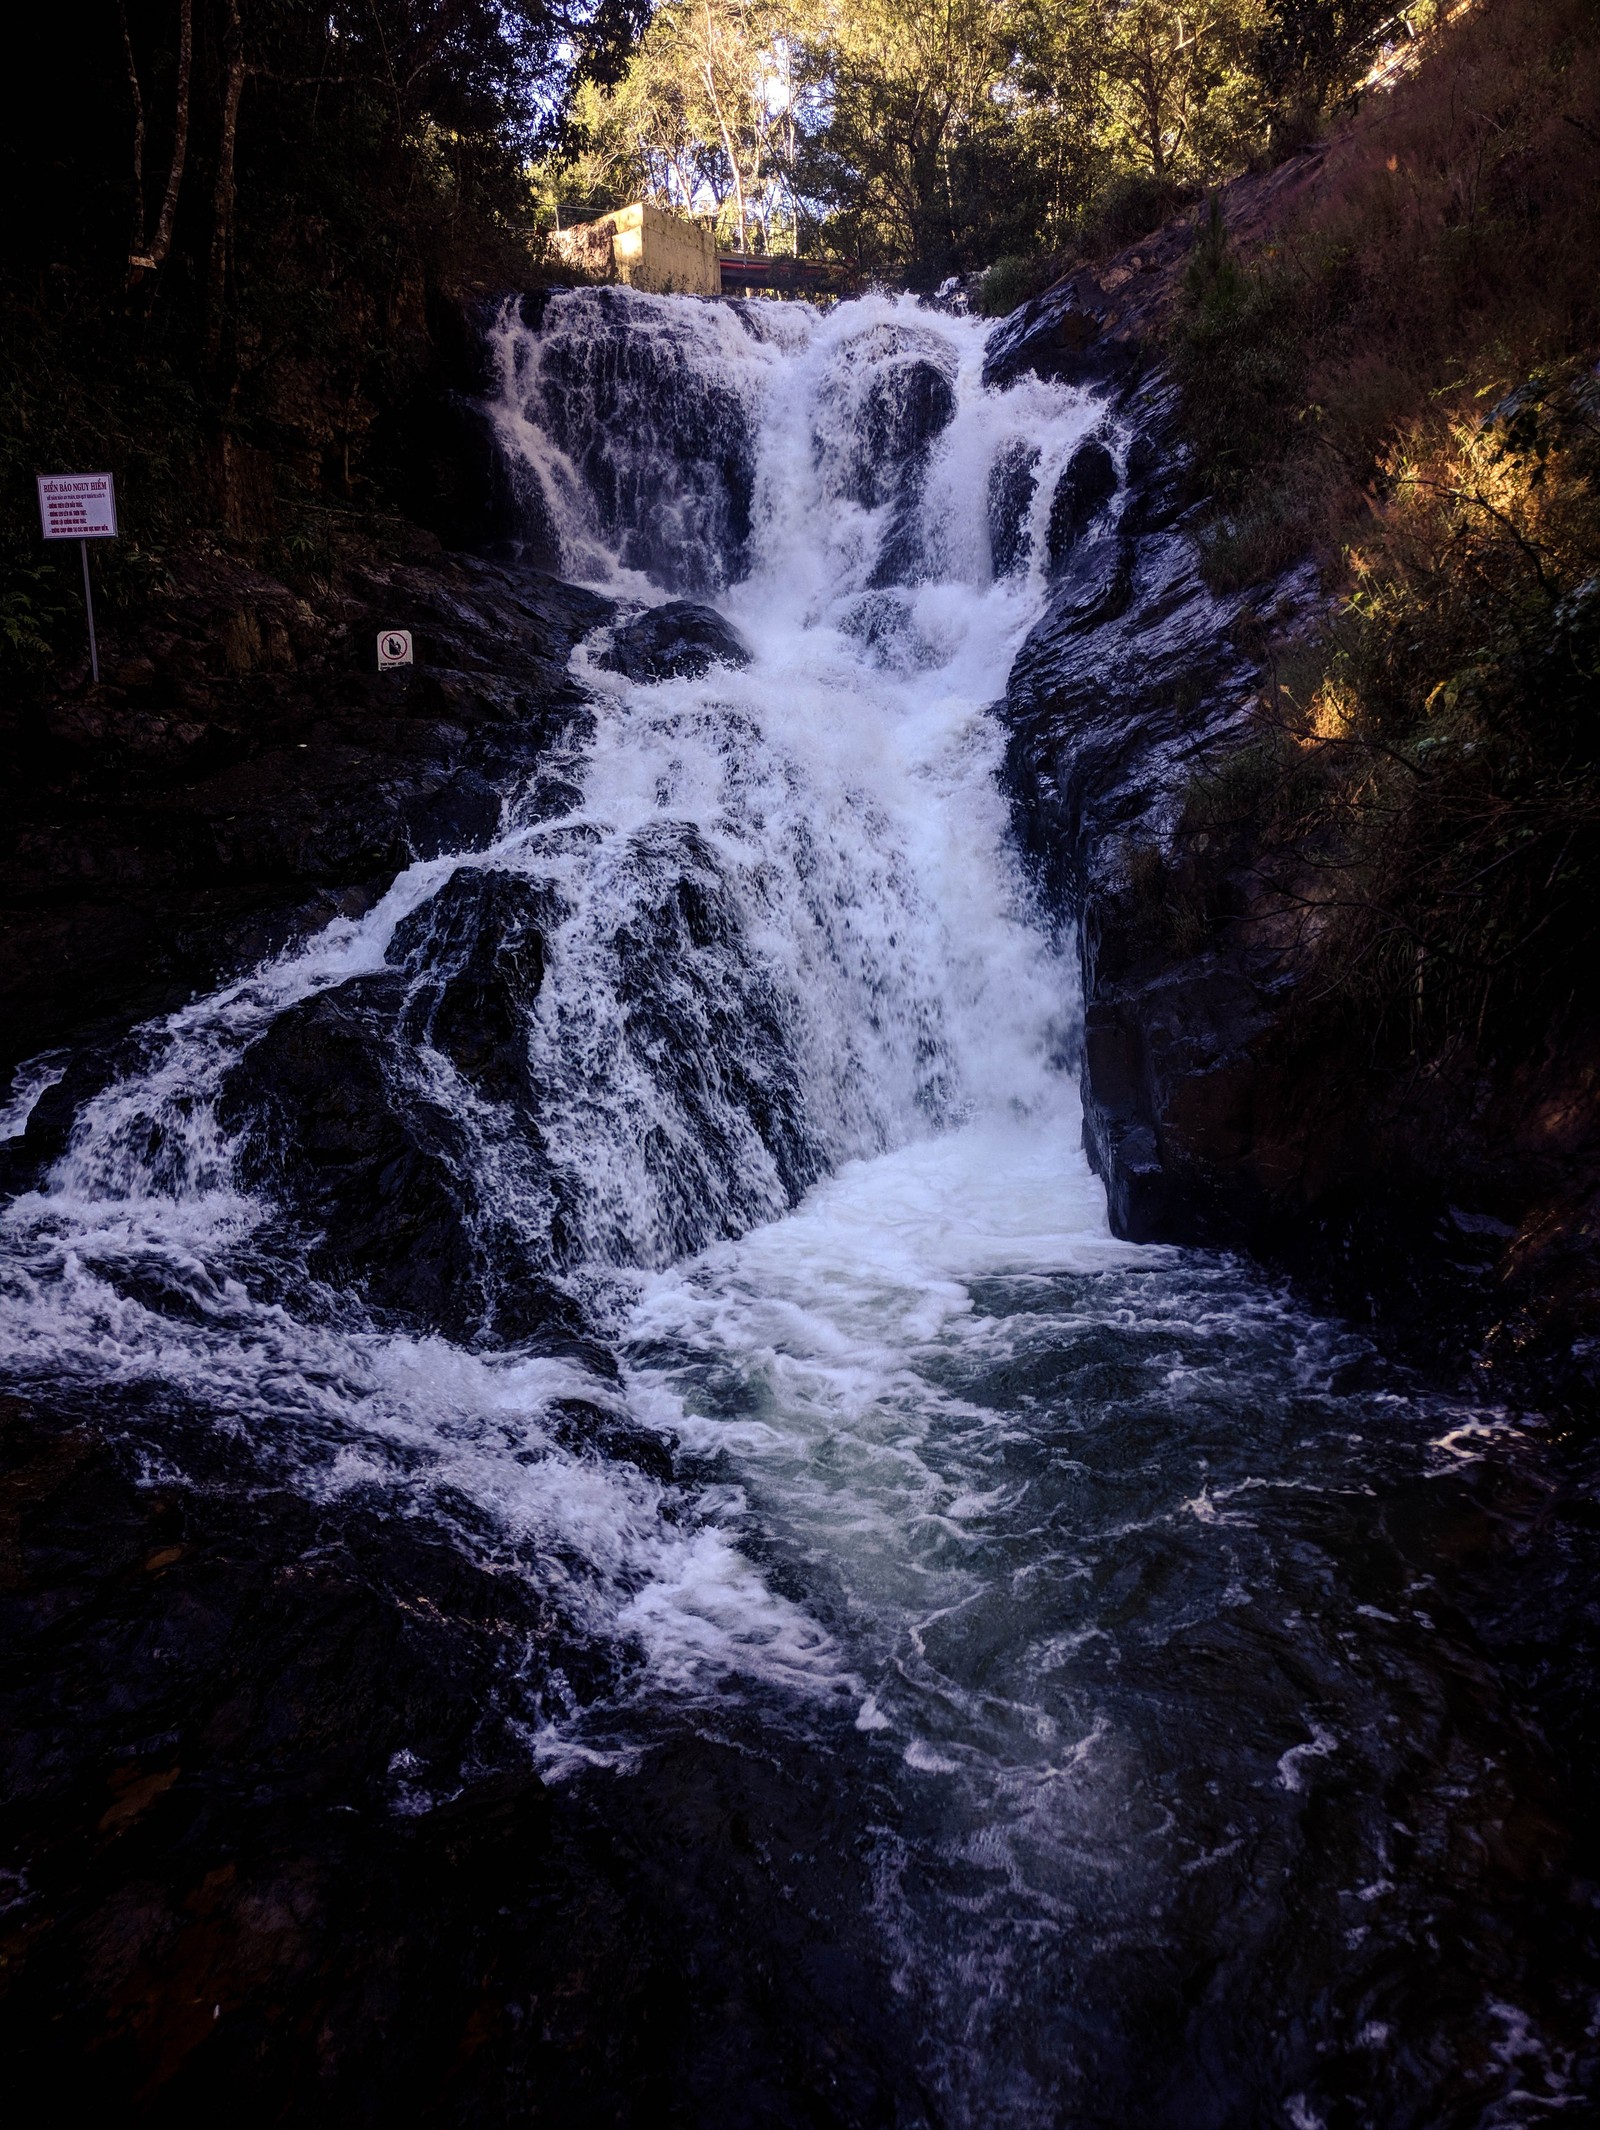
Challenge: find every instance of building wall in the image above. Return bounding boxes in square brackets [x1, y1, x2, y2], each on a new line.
[549, 203, 721, 297]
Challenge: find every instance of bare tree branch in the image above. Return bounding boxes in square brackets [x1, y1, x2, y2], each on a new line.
[116, 0, 146, 262]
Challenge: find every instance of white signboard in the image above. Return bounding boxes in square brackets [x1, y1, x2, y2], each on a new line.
[37, 473, 118, 541]
[377, 628, 414, 669]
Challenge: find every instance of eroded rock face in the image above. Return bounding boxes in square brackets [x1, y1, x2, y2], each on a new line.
[527, 286, 759, 594]
[1046, 438, 1119, 570]
[1003, 388, 1306, 1245]
[982, 278, 1142, 394]
[987, 440, 1041, 578]
[809, 323, 958, 588]
[217, 865, 585, 1349]
[999, 361, 1599, 1397]
[599, 600, 753, 683]
[848, 356, 956, 511]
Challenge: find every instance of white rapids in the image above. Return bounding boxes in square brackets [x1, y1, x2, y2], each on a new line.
[0, 290, 1116, 1718]
[0, 287, 1572, 2126]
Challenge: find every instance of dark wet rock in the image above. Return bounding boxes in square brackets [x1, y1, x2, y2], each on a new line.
[859, 359, 957, 589]
[983, 278, 1144, 394]
[0, 1028, 155, 1200]
[216, 959, 580, 1350]
[216, 821, 826, 1325]
[604, 819, 824, 1253]
[0, 1393, 924, 2125]
[809, 327, 956, 590]
[1046, 438, 1119, 570]
[529, 285, 758, 594]
[0, 547, 614, 1083]
[1002, 357, 1600, 1398]
[600, 600, 754, 684]
[385, 391, 561, 567]
[987, 440, 1041, 577]
[545, 1396, 677, 1485]
[838, 591, 942, 672]
[389, 865, 563, 1104]
[848, 358, 956, 512]
[219, 974, 493, 1335]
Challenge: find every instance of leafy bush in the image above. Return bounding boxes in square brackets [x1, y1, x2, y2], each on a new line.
[1080, 172, 1194, 255]
[1167, 0, 1600, 589]
[976, 254, 1064, 316]
[1192, 368, 1600, 1072]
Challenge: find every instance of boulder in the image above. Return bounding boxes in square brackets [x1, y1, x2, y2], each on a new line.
[389, 864, 562, 1104]
[531, 285, 759, 593]
[218, 974, 495, 1337]
[217, 864, 584, 1347]
[599, 601, 753, 684]
[838, 590, 942, 671]
[981, 279, 1142, 393]
[848, 358, 956, 511]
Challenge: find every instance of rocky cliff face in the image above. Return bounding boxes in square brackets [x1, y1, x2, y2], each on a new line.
[992, 280, 1600, 1411]
[0, 544, 609, 1143]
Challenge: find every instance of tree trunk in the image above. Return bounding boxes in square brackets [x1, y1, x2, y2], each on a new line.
[701, 0, 747, 249]
[117, 1, 146, 266]
[136, 0, 193, 276]
[206, 0, 247, 366]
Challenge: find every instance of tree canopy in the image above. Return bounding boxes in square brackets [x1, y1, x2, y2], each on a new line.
[0, 0, 1417, 684]
[545, 0, 1411, 281]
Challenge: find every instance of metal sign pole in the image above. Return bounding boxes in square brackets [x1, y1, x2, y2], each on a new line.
[37, 474, 117, 686]
[79, 538, 100, 685]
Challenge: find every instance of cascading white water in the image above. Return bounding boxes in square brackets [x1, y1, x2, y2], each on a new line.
[0, 288, 1117, 1730]
[0, 287, 1575, 2124]
[484, 290, 1106, 1264]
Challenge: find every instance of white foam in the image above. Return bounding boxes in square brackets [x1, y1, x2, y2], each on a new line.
[0, 288, 1112, 1727]
[0, 1051, 68, 1141]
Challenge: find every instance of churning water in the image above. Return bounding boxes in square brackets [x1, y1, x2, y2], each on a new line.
[0, 288, 1590, 2122]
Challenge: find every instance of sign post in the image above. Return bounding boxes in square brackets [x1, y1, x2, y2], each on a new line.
[37, 474, 119, 685]
[377, 629, 414, 670]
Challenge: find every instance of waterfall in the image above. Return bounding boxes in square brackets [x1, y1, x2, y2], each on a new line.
[0, 286, 1579, 2124]
[0, 287, 1114, 1725]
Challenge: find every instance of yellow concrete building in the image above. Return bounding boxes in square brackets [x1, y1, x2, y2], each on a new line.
[550, 203, 721, 297]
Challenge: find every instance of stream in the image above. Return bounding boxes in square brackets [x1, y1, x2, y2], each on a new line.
[1, 286, 1592, 2125]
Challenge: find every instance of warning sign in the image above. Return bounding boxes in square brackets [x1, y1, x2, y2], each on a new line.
[37, 473, 118, 541]
[377, 629, 414, 669]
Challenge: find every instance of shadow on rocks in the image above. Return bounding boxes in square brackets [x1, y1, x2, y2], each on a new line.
[0, 1393, 930, 2128]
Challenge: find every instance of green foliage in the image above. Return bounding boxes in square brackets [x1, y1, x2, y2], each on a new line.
[1150, 0, 1600, 1122]
[1185, 365, 1600, 1072]
[1079, 171, 1195, 253]
[976, 255, 1063, 317]
[0, 562, 71, 685]
[1172, 209, 1307, 502]
[1167, 0, 1600, 589]
[0, 280, 203, 689]
[542, 0, 1393, 282]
